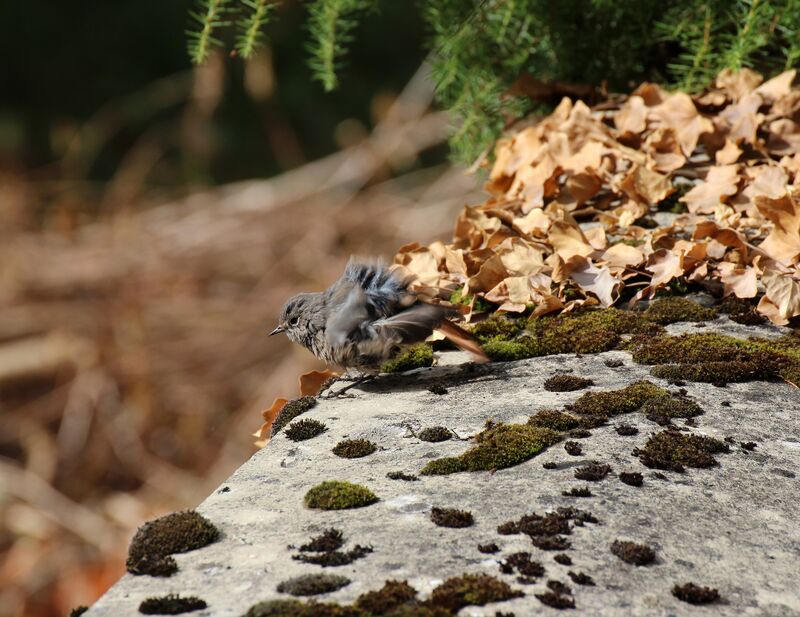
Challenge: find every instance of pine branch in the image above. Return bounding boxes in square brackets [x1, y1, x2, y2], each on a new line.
[188, 0, 233, 65]
[236, 0, 274, 59]
[306, 0, 376, 92]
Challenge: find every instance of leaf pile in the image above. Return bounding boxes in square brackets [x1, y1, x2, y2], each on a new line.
[395, 69, 800, 325]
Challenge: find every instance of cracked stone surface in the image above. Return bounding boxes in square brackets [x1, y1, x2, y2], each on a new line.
[86, 317, 800, 616]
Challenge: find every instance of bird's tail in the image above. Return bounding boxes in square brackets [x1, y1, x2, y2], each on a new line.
[436, 319, 490, 364]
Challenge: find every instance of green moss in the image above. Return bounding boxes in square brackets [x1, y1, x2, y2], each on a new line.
[571, 380, 666, 417]
[277, 574, 351, 596]
[304, 481, 378, 510]
[629, 332, 800, 384]
[126, 510, 219, 577]
[610, 540, 656, 565]
[719, 296, 766, 325]
[672, 582, 721, 605]
[543, 375, 593, 392]
[246, 599, 364, 617]
[285, 419, 328, 441]
[430, 507, 474, 528]
[634, 429, 730, 472]
[332, 439, 377, 458]
[450, 288, 495, 313]
[293, 545, 372, 567]
[429, 574, 523, 612]
[355, 581, 417, 614]
[643, 297, 717, 325]
[528, 409, 600, 431]
[272, 397, 318, 436]
[138, 594, 207, 614]
[386, 470, 419, 481]
[417, 427, 452, 442]
[380, 344, 434, 373]
[640, 395, 704, 425]
[298, 529, 343, 552]
[420, 423, 559, 475]
[474, 308, 663, 362]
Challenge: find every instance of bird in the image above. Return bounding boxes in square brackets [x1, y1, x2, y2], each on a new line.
[270, 260, 488, 391]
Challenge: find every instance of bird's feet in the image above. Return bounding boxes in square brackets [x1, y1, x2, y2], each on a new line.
[320, 374, 374, 399]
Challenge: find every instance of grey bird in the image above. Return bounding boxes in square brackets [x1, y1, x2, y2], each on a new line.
[270, 261, 488, 382]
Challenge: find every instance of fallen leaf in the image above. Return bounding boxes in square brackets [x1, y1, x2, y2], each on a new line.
[254, 397, 288, 447]
[759, 268, 800, 324]
[299, 369, 338, 397]
[548, 221, 595, 260]
[756, 194, 800, 264]
[615, 95, 648, 134]
[754, 69, 796, 103]
[647, 248, 685, 288]
[565, 256, 621, 307]
[716, 68, 763, 101]
[715, 139, 742, 164]
[717, 263, 758, 298]
[652, 92, 714, 156]
[619, 164, 673, 205]
[681, 165, 740, 214]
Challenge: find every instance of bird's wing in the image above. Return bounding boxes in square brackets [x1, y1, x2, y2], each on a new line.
[371, 302, 447, 345]
[324, 282, 371, 349]
[333, 260, 415, 318]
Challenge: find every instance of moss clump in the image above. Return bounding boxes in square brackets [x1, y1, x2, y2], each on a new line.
[672, 582, 721, 605]
[272, 397, 318, 436]
[562, 486, 592, 497]
[574, 463, 611, 481]
[430, 507, 474, 528]
[619, 471, 643, 487]
[500, 552, 545, 578]
[564, 441, 582, 455]
[139, 594, 207, 615]
[643, 297, 717, 325]
[285, 419, 328, 441]
[332, 438, 377, 458]
[571, 380, 666, 417]
[528, 409, 592, 432]
[418, 426, 452, 442]
[478, 543, 499, 553]
[69, 607, 88, 617]
[355, 580, 417, 614]
[640, 395, 704, 426]
[380, 344, 434, 373]
[475, 308, 663, 362]
[554, 553, 572, 565]
[246, 599, 364, 617]
[428, 384, 448, 395]
[126, 510, 219, 577]
[450, 287, 495, 313]
[535, 591, 574, 609]
[543, 374, 594, 392]
[610, 540, 656, 566]
[420, 423, 560, 475]
[568, 571, 595, 586]
[293, 545, 372, 567]
[719, 296, 765, 325]
[304, 481, 378, 510]
[629, 332, 800, 385]
[386, 470, 418, 481]
[634, 429, 729, 472]
[429, 574, 523, 612]
[277, 574, 351, 596]
[616, 424, 638, 436]
[298, 529, 344, 552]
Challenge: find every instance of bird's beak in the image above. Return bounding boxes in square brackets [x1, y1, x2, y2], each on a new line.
[269, 325, 285, 336]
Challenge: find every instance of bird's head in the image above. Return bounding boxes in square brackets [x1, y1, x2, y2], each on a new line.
[270, 292, 320, 343]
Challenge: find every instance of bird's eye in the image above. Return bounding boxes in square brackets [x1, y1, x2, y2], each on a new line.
[289, 316, 299, 326]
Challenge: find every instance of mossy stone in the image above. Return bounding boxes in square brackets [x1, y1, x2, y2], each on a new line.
[571, 380, 666, 416]
[276, 574, 351, 596]
[642, 297, 717, 325]
[332, 439, 377, 458]
[429, 574, 523, 612]
[420, 423, 560, 475]
[304, 481, 378, 510]
[126, 510, 219, 577]
[380, 344, 434, 373]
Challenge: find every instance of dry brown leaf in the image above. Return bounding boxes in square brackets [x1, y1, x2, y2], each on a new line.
[716, 68, 763, 101]
[513, 208, 551, 236]
[652, 92, 714, 156]
[299, 369, 338, 397]
[719, 92, 762, 144]
[646, 127, 686, 173]
[601, 243, 645, 269]
[618, 164, 672, 205]
[254, 397, 288, 447]
[497, 238, 545, 276]
[565, 172, 603, 205]
[754, 69, 796, 103]
[548, 221, 595, 260]
[767, 119, 800, 156]
[647, 248, 685, 288]
[717, 263, 758, 298]
[465, 254, 508, 296]
[565, 256, 620, 307]
[715, 139, 742, 164]
[759, 268, 800, 325]
[615, 95, 648, 134]
[756, 194, 800, 264]
[681, 165, 740, 213]
[532, 294, 564, 317]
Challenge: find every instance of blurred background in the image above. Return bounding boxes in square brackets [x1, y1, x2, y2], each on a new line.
[0, 2, 483, 615]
